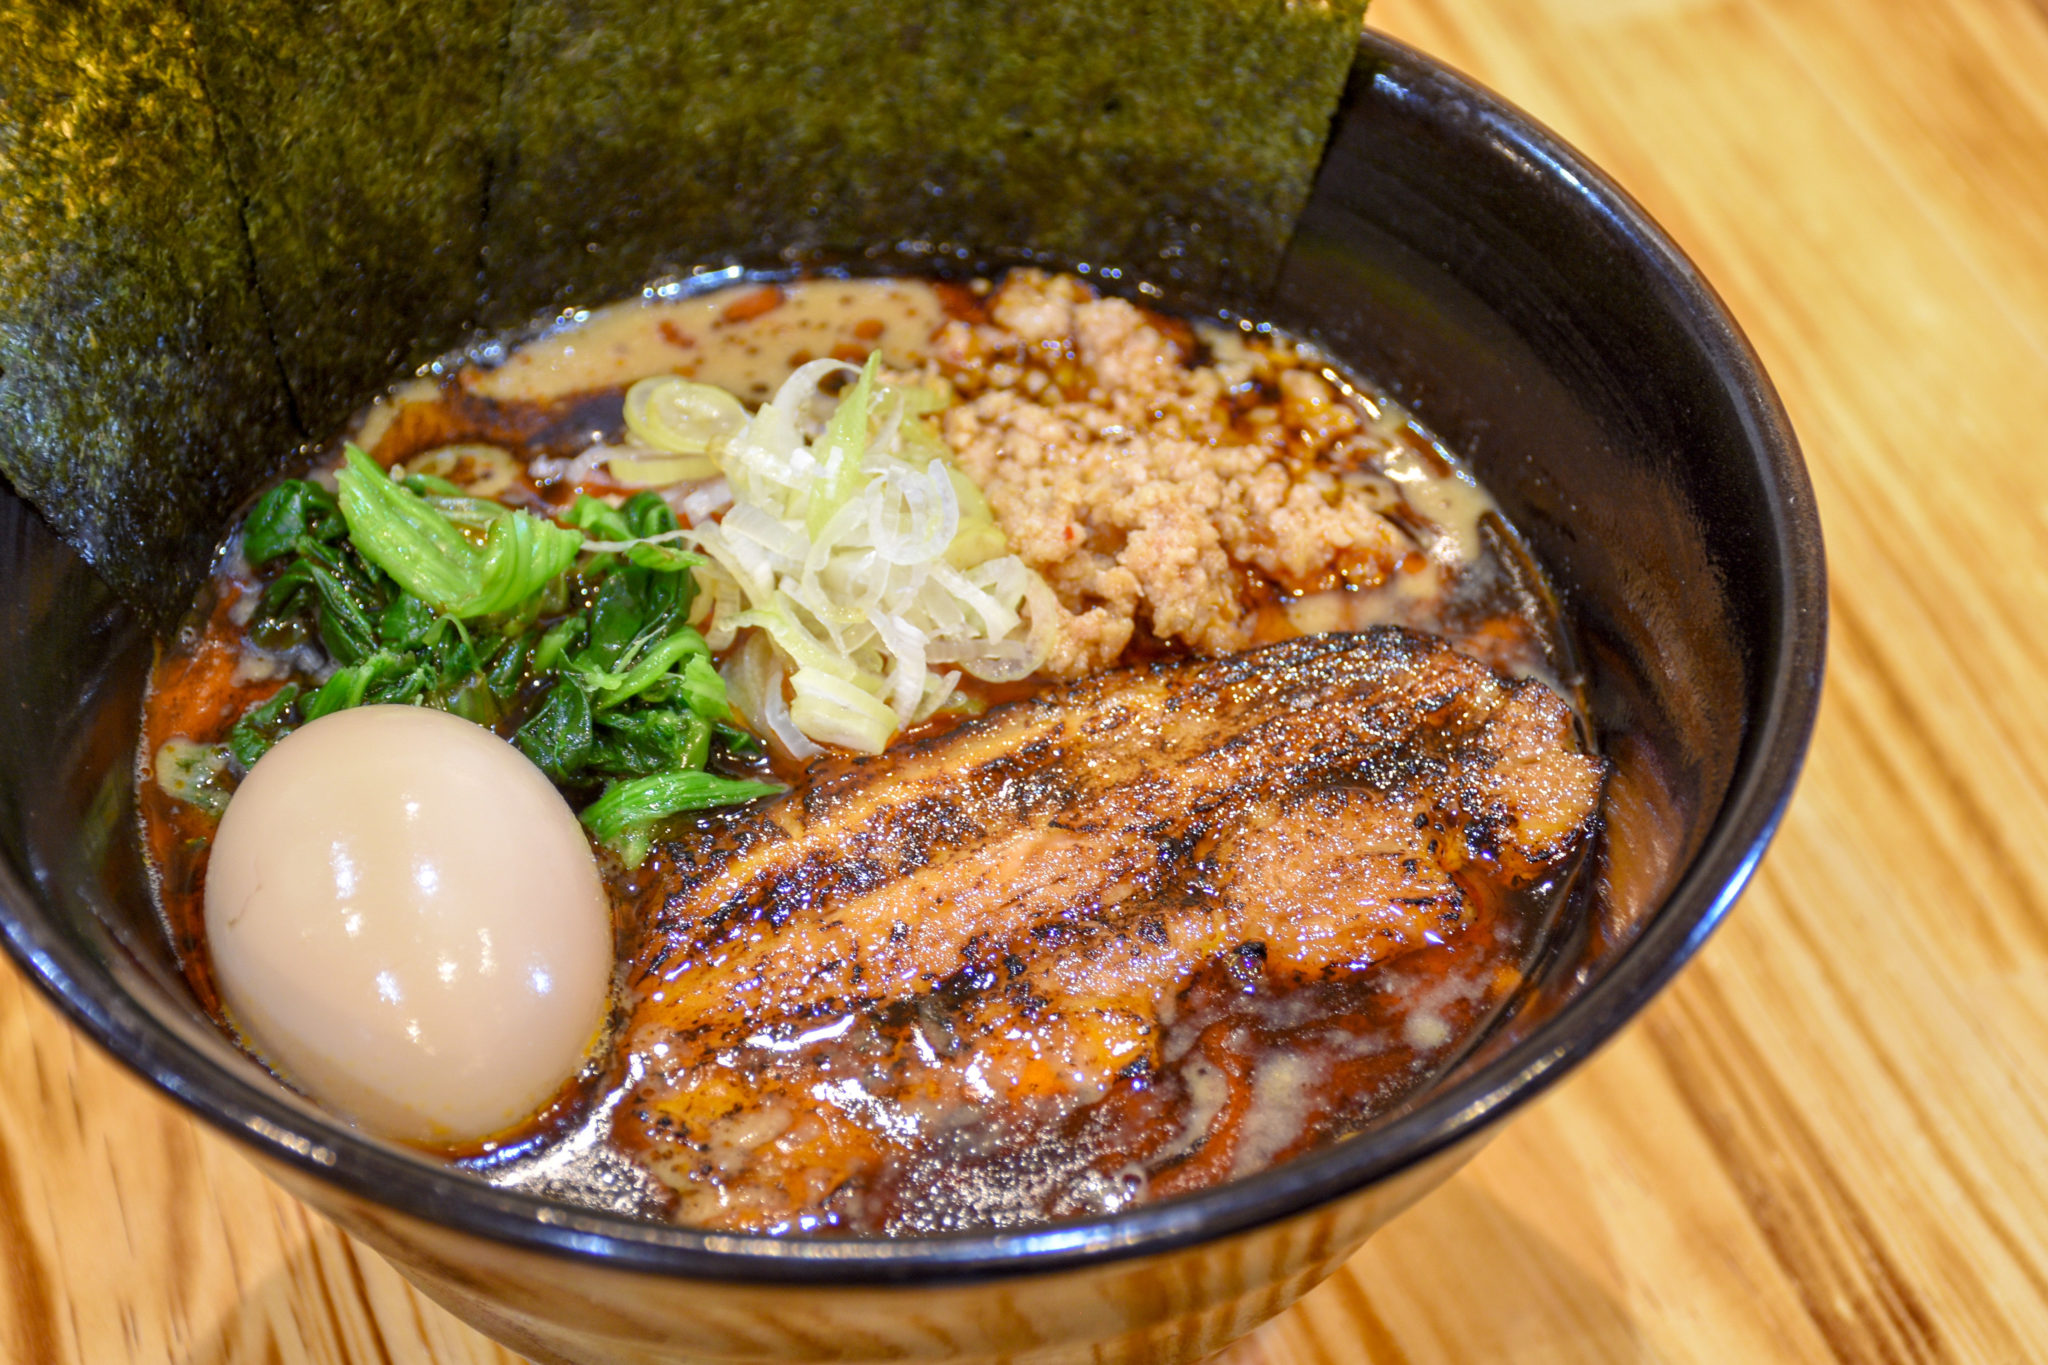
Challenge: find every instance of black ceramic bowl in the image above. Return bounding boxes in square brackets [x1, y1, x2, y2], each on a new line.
[0, 31, 1823, 1365]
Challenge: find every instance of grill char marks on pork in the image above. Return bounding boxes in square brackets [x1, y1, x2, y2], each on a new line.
[613, 628, 1604, 1232]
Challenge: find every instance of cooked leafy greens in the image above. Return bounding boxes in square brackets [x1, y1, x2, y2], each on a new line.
[579, 770, 782, 873]
[336, 446, 585, 618]
[223, 445, 778, 863]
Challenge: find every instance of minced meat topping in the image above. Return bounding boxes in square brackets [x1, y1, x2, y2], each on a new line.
[933, 270, 1415, 677]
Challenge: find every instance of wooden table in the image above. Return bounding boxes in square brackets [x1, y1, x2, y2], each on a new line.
[6, 0, 2048, 1359]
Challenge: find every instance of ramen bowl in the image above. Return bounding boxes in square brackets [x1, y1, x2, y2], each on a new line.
[0, 30, 1823, 1365]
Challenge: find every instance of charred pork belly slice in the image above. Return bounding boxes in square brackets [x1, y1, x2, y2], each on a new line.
[613, 629, 1604, 1231]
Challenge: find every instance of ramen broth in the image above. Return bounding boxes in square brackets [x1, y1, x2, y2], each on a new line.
[138, 272, 1593, 1232]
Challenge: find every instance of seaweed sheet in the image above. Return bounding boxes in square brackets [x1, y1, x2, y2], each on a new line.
[183, 0, 506, 437]
[0, 1, 299, 622]
[0, 0, 1367, 620]
[489, 0, 1371, 319]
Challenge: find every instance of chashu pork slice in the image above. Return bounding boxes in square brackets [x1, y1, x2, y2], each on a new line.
[614, 628, 1604, 1228]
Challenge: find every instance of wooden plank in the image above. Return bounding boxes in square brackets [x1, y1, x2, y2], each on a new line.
[6, 0, 2048, 1359]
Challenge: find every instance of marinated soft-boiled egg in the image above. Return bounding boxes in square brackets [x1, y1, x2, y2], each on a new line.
[205, 705, 611, 1143]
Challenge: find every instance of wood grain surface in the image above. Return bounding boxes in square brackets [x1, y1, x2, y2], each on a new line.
[6, 0, 2048, 1359]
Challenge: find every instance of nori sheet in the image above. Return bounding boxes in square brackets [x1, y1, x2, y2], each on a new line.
[485, 0, 759, 323]
[486, 0, 1370, 321]
[0, 0, 1367, 619]
[183, 0, 506, 437]
[0, 1, 300, 624]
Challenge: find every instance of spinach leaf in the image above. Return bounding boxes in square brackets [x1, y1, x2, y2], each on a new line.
[580, 770, 782, 866]
[379, 593, 439, 651]
[303, 651, 405, 721]
[581, 572, 647, 671]
[532, 612, 587, 674]
[565, 494, 631, 543]
[227, 683, 302, 769]
[515, 680, 594, 782]
[588, 708, 709, 778]
[679, 653, 731, 722]
[623, 492, 675, 539]
[484, 634, 532, 700]
[310, 564, 382, 664]
[242, 480, 341, 566]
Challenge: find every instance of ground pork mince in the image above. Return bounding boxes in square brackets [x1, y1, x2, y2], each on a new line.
[938, 270, 1416, 676]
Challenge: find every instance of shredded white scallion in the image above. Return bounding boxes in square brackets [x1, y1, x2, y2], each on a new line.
[649, 357, 1052, 755]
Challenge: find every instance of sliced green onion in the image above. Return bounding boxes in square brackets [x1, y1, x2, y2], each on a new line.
[623, 376, 748, 459]
[154, 739, 231, 816]
[788, 666, 901, 754]
[805, 353, 881, 538]
[608, 451, 722, 487]
[395, 444, 520, 497]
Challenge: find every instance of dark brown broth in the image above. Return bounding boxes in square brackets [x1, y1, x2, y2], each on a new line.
[137, 271, 1590, 1229]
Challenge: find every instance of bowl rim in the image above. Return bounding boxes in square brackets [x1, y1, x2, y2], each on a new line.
[0, 27, 1825, 1286]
